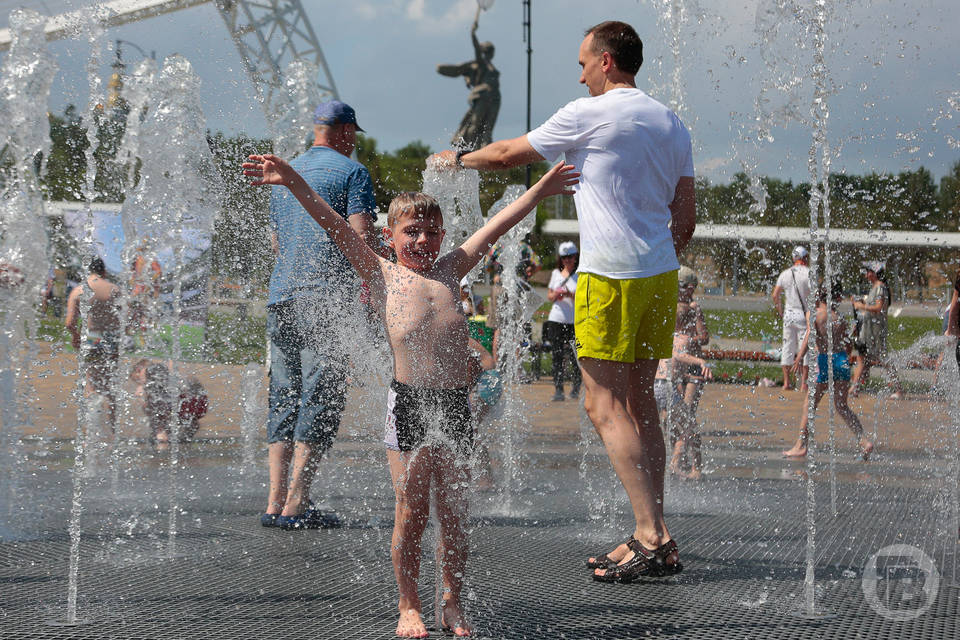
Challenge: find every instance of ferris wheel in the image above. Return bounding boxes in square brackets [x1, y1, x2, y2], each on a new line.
[0, 0, 339, 114]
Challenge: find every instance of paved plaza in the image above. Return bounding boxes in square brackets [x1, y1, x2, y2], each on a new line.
[2, 346, 959, 639]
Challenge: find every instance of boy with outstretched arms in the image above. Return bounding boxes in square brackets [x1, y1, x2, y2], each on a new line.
[244, 153, 577, 638]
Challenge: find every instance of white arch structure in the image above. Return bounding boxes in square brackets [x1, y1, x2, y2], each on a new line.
[543, 219, 960, 249]
[0, 0, 338, 112]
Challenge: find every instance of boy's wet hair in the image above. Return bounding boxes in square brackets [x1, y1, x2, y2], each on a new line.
[387, 192, 442, 228]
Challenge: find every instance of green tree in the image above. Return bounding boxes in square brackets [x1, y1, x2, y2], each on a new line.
[938, 160, 960, 232]
[42, 106, 88, 202]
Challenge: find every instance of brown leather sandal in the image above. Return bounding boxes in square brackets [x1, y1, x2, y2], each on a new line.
[592, 538, 683, 583]
[585, 552, 618, 570]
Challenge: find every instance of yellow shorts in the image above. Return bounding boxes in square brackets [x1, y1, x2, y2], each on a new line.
[575, 270, 678, 363]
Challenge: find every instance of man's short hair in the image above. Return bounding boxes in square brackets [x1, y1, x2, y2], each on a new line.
[387, 192, 443, 228]
[585, 21, 643, 75]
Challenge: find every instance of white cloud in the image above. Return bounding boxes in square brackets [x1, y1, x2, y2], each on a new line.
[405, 0, 478, 34]
[698, 156, 732, 173]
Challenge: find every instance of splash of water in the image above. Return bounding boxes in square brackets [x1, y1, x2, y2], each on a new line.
[240, 363, 265, 470]
[0, 6, 57, 540]
[271, 59, 322, 160]
[61, 5, 114, 625]
[422, 163, 484, 278]
[801, 0, 835, 619]
[121, 53, 220, 557]
[485, 185, 538, 513]
[116, 58, 158, 186]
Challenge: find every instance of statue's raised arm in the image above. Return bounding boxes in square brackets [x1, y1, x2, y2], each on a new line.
[470, 6, 482, 58]
[436, 5, 500, 150]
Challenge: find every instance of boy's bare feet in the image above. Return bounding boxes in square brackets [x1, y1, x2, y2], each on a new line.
[782, 440, 808, 458]
[396, 607, 428, 638]
[441, 600, 472, 637]
[860, 438, 874, 461]
[683, 468, 702, 481]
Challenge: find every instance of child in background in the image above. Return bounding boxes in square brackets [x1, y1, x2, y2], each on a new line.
[244, 152, 577, 638]
[131, 359, 208, 448]
[655, 302, 713, 480]
[674, 267, 712, 478]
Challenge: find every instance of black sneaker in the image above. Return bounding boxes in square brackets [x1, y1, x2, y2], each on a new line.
[552, 391, 565, 402]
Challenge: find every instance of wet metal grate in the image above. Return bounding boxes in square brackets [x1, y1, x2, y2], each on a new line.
[2, 491, 958, 640]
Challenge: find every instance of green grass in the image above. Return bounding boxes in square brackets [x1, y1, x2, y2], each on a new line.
[34, 311, 266, 365]
[702, 309, 940, 350]
[27, 303, 942, 371]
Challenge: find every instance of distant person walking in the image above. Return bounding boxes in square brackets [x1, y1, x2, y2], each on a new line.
[262, 100, 381, 531]
[851, 261, 904, 398]
[435, 20, 696, 582]
[771, 246, 811, 392]
[544, 241, 581, 401]
[65, 257, 122, 432]
[783, 281, 874, 459]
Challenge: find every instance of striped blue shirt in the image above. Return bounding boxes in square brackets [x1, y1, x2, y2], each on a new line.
[268, 146, 376, 306]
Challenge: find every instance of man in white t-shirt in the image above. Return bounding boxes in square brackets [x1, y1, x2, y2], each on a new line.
[772, 246, 812, 392]
[432, 20, 696, 582]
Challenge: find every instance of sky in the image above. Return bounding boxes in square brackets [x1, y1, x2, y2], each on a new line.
[1, 0, 958, 185]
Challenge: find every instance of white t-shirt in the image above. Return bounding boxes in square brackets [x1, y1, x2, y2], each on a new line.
[775, 265, 811, 316]
[547, 269, 578, 324]
[527, 88, 694, 279]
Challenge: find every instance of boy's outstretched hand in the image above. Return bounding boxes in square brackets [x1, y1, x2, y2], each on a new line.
[243, 154, 296, 187]
[533, 162, 580, 198]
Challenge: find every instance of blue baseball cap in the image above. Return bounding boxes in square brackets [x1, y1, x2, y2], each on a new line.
[313, 100, 364, 131]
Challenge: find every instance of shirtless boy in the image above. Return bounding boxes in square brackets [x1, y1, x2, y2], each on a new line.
[244, 153, 577, 638]
[782, 282, 874, 459]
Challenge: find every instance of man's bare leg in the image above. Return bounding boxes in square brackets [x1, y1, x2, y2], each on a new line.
[280, 441, 320, 516]
[781, 365, 792, 390]
[266, 441, 292, 515]
[581, 358, 674, 574]
[435, 452, 472, 637]
[388, 448, 432, 639]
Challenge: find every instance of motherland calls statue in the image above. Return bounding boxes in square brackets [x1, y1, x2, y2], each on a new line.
[437, 5, 500, 150]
